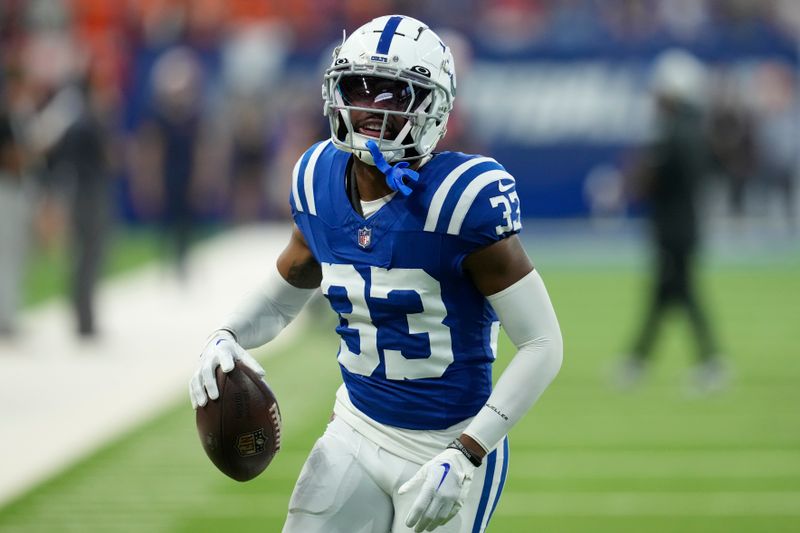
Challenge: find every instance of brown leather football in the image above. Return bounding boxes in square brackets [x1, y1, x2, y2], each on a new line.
[195, 362, 282, 481]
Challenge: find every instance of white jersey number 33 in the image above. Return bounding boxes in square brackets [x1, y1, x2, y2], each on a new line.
[321, 263, 454, 380]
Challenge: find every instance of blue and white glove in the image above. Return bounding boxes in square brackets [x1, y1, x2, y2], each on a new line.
[189, 329, 265, 409]
[398, 448, 476, 532]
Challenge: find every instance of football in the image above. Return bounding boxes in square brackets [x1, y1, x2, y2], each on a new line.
[195, 363, 282, 482]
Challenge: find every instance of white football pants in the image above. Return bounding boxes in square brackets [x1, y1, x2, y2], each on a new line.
[282, 416, 509, 533]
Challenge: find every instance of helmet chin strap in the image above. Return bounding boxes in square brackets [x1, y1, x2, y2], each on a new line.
[365, 140, 419, 196]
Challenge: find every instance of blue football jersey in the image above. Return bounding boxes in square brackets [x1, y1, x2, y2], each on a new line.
[290, 140, 523, 430]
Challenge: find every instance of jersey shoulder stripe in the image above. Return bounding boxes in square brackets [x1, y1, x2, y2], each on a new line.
[446, 169, 514, 235]
[422, 154, 503, 233]
[290, 155, 304, 212]
[290, 140, 332, 215]
[423, 156, 497, 231]
[303, 140, 331, 215]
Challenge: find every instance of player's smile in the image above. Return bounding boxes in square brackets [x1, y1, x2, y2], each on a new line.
[352, 110, 402, 140]
[357, 118, 389, 138]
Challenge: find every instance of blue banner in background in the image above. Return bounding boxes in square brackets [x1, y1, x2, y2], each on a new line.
[460, 39, 798, 218]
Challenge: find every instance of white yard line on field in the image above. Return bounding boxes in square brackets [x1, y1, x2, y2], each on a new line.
[497, 491, 800, 516]
[0, 224, 302, 507]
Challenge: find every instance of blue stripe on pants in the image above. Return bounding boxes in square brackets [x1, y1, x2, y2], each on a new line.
[487, 438, 509, 523]
[471, 448, 497, 533]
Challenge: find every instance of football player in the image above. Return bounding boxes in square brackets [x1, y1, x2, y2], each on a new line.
[190, 15, 563, 533]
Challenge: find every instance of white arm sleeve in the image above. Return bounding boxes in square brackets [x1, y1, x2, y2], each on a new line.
[219, 262, 317, 349]
[463, 269, 563, 453]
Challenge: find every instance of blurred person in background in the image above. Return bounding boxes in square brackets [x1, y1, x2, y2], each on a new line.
[18, 23, 115, 337]
[133, 47, 208, 277]
[618, 49, 725, 394]
[15, 28, 78, 255]
[220, 22, 290, 222]
[0, 110, 32, 338]
[227, 95, 271, 221]
[753, 61, 798, 231]
[708, 80, 756, 218]
[46, 75, 114, 337]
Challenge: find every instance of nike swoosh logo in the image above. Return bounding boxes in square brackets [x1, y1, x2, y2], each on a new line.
[497, 180, 514, 193]
[437, 463, 451, 491]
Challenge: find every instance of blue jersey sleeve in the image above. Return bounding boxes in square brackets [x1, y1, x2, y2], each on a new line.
[450, 167, 523, 249]
[287, 140, 332, 263]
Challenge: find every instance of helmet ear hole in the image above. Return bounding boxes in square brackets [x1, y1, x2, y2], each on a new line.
[336, 117, 348, 141]
[402, 131, 420, 159]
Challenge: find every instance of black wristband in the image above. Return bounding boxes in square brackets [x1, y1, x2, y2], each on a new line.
[447, 438, 482, 467]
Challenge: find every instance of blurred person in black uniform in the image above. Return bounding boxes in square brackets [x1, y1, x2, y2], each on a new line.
[48, 79, 113, 337]
[619, 50, 725, 394]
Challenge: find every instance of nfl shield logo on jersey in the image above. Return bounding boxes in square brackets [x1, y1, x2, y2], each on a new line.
[357, 227, 372, 248]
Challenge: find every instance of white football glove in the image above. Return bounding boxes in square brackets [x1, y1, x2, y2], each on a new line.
[189, 329, 265, 409]
[398, 447, 476, 532]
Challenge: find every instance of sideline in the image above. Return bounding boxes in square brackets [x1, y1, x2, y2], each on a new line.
[0, 224, 299, 506]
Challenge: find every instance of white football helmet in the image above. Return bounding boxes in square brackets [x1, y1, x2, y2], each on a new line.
[322, 15, 456, 165]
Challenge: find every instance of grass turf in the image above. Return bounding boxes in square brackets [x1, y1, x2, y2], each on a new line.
[23, 227, 165, 307]
[1, 261, 798, 532]
[23, 224, 223, 307]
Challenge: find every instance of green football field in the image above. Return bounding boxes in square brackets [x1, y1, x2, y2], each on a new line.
[1, 245, 799, 532]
